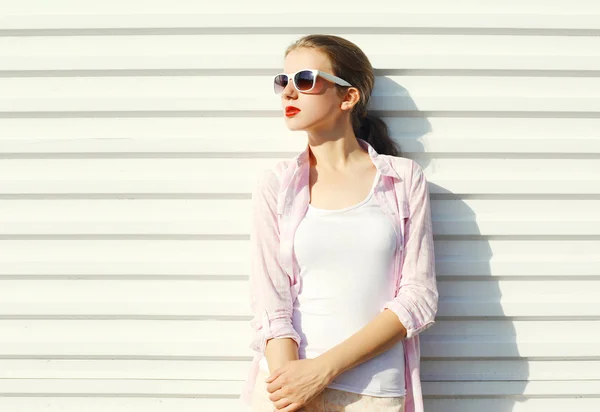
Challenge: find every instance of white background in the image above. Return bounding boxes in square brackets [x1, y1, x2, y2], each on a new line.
[1, 1, 599, 411]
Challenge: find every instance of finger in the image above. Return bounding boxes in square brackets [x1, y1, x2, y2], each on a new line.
[279, 403, 302, 412]
[268, 387, 287, 403]
[266, 378, 284, 394]
[265, 368, 283, 383]
[272, 396, 292, 410]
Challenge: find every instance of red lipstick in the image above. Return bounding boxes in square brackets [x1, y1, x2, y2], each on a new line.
[285, 106, 301, 117]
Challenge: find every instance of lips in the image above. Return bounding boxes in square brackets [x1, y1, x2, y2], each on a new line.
[285, 106, 301, 116]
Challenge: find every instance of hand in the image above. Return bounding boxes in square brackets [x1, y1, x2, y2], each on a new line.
[265, 358, 335, 411]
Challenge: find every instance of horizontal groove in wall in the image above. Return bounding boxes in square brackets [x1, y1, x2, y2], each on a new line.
[2, 69, 600, 78]
[2, 111, 600, 119]
[1, 27, 600, 37]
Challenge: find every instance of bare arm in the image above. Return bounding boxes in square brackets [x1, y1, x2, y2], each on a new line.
[265, 338, 299, 372]
[317, 309, 406, 379]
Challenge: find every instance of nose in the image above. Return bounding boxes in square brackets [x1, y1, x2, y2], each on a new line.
[281, 79, 297, 99]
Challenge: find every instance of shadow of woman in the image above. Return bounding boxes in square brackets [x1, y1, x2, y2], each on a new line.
[375, 77, 529, 411]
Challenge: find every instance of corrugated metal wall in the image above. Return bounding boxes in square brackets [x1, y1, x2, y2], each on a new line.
[1, 1, 599, 411]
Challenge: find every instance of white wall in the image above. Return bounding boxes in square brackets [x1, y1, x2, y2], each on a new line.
[1, 1, 599, 411]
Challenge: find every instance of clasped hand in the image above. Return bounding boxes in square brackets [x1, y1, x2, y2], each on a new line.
[265, 358, 334, 411]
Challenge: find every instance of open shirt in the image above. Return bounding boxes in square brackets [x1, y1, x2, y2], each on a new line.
[239, 138, 438, 412]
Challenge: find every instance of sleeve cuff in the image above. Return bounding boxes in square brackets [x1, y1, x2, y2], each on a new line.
[382, 300, 435, 339]
[250, 310, 301, 354]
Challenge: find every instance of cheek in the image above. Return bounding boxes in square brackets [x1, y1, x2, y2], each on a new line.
[313, 78, 337, 95]
[301, 99, 336, 120]
[302, 88, 339, 114]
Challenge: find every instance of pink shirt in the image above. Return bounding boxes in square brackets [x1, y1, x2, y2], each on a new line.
[239, 138, 438, 412]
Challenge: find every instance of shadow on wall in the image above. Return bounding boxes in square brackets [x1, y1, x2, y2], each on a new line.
[373, 77, 529, 412]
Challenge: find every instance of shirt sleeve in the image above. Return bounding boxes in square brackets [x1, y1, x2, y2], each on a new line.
[248, 167, 302, 355]
[381, 160, 439, 339]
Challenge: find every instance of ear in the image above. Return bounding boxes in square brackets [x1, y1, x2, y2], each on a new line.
[340, 87, 361, 112]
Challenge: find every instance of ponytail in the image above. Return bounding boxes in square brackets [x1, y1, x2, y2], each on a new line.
[354, 111, 402, 157]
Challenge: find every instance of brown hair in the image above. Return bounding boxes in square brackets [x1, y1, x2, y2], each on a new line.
[285, 34, 402, 157]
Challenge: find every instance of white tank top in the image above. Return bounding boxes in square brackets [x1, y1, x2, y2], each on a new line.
[259, 171, 406, 397]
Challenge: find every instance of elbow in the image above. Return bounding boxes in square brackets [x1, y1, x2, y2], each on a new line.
[382, 288, 438, 339]
[250, 309, 301, 355]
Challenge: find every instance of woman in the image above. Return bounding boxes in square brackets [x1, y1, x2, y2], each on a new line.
[239, 34, 438, 412]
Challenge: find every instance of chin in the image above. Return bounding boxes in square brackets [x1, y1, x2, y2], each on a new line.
[284, 120, 307, 132]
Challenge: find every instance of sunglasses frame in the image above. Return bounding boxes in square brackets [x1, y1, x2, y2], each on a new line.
[273, 69, 353, 94]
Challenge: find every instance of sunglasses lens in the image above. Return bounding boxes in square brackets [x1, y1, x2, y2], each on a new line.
[294, 70, 315, 91]
[274, 74, 288, 94]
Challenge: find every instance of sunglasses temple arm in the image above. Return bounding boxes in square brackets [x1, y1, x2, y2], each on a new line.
[318, 71, 352, 87]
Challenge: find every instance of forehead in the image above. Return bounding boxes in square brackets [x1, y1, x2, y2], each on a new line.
[283, 48, 332, 74]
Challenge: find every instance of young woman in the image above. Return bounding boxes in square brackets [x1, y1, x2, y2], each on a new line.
[239, 34, 438, 412]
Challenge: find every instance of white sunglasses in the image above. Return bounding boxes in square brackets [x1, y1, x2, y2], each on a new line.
[273, 69, 353, 94]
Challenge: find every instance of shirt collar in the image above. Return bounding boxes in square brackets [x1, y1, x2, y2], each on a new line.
[291, 137, 401, 180]
[277, 138, 402, 216]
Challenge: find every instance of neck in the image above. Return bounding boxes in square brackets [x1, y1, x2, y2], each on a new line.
[306, 135, 366, 172]
[305, 116, 365, 171]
